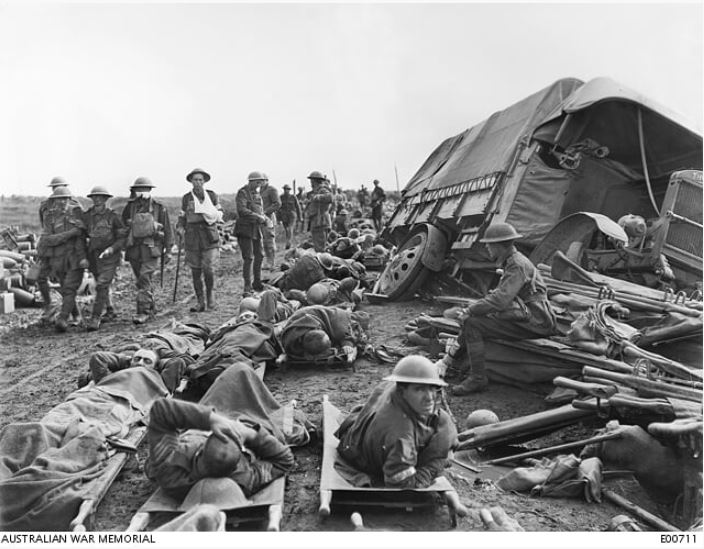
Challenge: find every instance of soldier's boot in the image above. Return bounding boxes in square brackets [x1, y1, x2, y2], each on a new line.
[204, 270, 216, 310]
[189, 269, 206, 312]
[87, 290, 108, 332]
[55, 315, 69, 333]
[132, 291, 152, 325]
[252, 256, 264, 292]
[103, 291, 117, 321]
[451, 346, 488, 396]
[264, 247, 276, 271]
[242, 269, 253, 297]
[38, 280, 53, 318]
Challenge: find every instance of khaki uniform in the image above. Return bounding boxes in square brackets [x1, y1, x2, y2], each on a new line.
[305, 183, 333, 252]
[122, 197, 173, 317]
[36, 197, 83, 310]
[179, 190, 220, 308]
[279, 192, 301, 248]
[336, 381, 456, 487]
[145, 398, 293, 500]
[83, 206, 126, 320]
[260, 184, 281, 267]
[235, 185, 265, 293]
[456, 248, 557, 380]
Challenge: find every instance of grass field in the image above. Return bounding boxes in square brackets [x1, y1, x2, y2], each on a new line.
[0, 194, 239, 234]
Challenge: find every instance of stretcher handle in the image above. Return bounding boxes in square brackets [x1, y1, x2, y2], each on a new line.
[267, 504, 282, 532]
[70, 499, 94, 532]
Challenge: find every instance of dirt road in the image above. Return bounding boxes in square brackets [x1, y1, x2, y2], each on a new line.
[0, 245, 659, 532]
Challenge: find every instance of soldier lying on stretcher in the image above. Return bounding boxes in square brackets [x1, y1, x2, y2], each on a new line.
[335, 355, 457, 488]
[77, 323, 210, 392]
[145, 398, 294, 500]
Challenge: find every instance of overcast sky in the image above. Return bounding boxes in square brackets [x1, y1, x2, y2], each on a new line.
[1, 1, 702, 198]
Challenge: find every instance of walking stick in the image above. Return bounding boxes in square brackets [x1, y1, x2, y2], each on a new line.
[172, 240, 182, 302]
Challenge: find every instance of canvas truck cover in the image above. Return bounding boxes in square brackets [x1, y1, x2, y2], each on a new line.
[401, 78, 583, 198]
[533, 77, 702, 179]
[389, 77, 702, 249]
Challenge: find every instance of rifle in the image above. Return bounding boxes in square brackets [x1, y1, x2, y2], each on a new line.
[172, 237, 182, 302]
[160, 244, 165, 288]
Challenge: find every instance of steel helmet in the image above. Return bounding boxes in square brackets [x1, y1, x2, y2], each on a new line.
[247, 171, 267, 182]
[180, 478, 248, 510]
[239, 296, 260, 313]
[48, 176, 67, 188]
[339, 209, 349, 216]
[131, 176, 155, 189]
[186, 168, 211, 182]
[338, 277, 357, 293]
[464, 409, 500, 430]
[317, 252, 334, 270]
[87, 185, 113, 198]
[283, 184, 291, 190]
[306, 283, 329, 305]
[307, 170, 325, 180]
[371, 244, 387, 256]
[479, 222, 523, 243]
[383, 355, 447, 387]
[50, 186, 73, 199]
[348, 228, 360, 239]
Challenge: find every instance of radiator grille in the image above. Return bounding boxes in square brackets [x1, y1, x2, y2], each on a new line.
[666, 181, 702, 258]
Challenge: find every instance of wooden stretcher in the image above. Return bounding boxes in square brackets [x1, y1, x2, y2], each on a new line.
[70, 426, 147, 532]
[126, 476, 285, 532]
[319, 395, 465, 527]
[277, 350, 354, 372]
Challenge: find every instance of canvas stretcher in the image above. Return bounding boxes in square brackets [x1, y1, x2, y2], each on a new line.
[126, 476, 285, 532]
[319, 395, 464, 527]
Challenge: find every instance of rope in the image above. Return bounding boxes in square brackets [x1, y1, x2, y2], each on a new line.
[637, 108, 660, 216]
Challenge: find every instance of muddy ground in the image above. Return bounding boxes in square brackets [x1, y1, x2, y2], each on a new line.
[0, 234, 662, 533]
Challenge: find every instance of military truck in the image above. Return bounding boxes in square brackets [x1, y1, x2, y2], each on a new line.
[377, 77, 702, 300]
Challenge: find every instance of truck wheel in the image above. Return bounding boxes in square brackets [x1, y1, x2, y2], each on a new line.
[376, 229, 430, 300]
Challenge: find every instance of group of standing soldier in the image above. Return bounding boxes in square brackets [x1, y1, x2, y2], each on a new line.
[37, 175, 175, 331]
[35, 169, 385, 329]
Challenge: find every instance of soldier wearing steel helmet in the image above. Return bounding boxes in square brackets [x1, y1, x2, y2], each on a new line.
[236, 171, 269, 295]
[82, 185, 127, 331]
[370, 179, 386, 232]
[305, 171, 333, 252]
[36, 177, 83, 318]
[335, 355, 460, 490]
[447, 222, 557, 395]
[121, 177, 174, 324]
[279, 183, 302, 250]
[36, 185, 88, 332]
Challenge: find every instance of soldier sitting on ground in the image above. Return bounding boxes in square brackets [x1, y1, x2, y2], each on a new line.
[335, 355, 460, 491]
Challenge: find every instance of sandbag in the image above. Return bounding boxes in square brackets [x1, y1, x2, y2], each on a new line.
[0, 249, 25, 262]
[9, 287, 36, 307]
